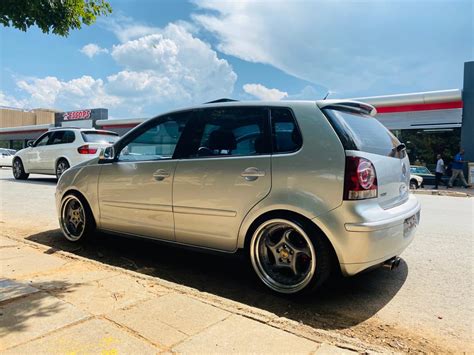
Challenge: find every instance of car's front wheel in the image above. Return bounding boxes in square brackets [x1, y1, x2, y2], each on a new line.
[410, 179, 418, 190]
[56, 159, 70, 179]
[249, 218, 331, 294]
[60, 193, 96, 242]
[12, 158, 29, 180]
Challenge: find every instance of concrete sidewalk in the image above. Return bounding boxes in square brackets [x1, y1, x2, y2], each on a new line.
[0, 235, 363, 354]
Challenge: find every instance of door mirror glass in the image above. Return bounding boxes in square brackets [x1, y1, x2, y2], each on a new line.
[27, 140, 34, 147]
[99, 146, 115, 162]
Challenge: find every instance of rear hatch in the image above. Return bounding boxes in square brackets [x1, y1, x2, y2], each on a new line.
[319, 101, 410, 209]
[78, 130, 120, 155]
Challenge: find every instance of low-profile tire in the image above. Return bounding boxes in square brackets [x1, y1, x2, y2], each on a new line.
[60, 193, 96, 242]
[12, 158, 29, 180]
[409, 179, 418, 190]
[56, 159, 70, 180]
[249, 217, 332, 294]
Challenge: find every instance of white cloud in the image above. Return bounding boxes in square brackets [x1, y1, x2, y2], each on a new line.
[80, 43, 108, 58]
[15, 75, 120, 109]
[193, 0, 472, 96]
[243, 83, 288, 101]
[7, 21, 237, 117]
[0, 91, 27, 108]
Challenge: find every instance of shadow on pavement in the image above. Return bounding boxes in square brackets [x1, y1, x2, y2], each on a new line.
[0, 280, 81, 336]
[27, 229, 408, 331]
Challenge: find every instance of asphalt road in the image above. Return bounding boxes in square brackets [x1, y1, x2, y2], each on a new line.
[1, 168, 472, 352]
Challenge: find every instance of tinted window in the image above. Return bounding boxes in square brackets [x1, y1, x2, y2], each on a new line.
[324, 109, 403, 157]
[118, 112, 190, 162]
[271, 108, 302, 153]
[34, 133, 51, 147]
[182, 107, 270, 158]
[82, 131, 119, 143]
[49, 131, 75, 145]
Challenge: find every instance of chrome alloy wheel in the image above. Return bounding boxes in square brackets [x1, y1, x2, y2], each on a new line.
[12, 160, 22, 178]
[250, 219, 316, 294]
[56, 160, 69, 179]
[60, 195, 86, 241]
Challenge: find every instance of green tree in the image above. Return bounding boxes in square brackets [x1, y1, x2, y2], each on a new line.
[0, 0, 112, 36]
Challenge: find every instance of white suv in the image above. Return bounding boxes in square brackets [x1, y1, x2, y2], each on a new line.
[12, 128, 119, 180]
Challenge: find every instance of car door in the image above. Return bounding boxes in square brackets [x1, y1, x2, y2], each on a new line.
[27, 132, 52, 171]
[44, 131, 69, 172]
[97, 111, 192, 240]
[173, 106, 272, 251]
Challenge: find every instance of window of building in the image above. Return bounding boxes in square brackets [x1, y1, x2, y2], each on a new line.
[11, 140, 25, 150]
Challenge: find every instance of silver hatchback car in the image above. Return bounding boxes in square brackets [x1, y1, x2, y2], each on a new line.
[56, 100, 420, 294]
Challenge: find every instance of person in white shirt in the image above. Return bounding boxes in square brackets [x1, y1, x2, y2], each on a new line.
[434, 154, 445, 189]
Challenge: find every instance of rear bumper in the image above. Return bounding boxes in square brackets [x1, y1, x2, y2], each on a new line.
[314, 194, 421, 276]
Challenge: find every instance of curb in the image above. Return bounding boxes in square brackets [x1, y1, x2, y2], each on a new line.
[2, 233, 387, 354]
[410, 190, 471, 197]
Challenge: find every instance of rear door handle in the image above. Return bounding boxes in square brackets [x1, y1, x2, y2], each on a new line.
[153, 169, 170, 181]
[241, 167, 265, 181]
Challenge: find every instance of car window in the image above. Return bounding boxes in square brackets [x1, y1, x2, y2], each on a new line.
[34, 133, 51, 147]
[49, 131, 74, 145]
[182, 107, 270, 158]
[82, 131, 118, 143]
[323, 109, 403, 157]
[271, 108, 302, 153]
[118, 112, 190, 162]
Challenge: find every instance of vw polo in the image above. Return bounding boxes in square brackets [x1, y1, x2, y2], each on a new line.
[56, 100, 420, 294]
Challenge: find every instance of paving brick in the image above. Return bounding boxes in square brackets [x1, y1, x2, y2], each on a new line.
[0, 247, 66, 277]
[129, 293, 230, 336]
[0, 279, 38, 303]
[315, 343, 358, 354]
[173, 314, 320, 354]
[107, 296, 189, 348]
[3, 318, 159, 354]
[54, 274, 158, 315]
[0, 237, 19, 248]
[0, 292, 87, 350]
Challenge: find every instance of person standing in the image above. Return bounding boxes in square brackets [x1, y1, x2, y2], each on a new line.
[448, 148, 471, 188]
[434, 154, 445, 189]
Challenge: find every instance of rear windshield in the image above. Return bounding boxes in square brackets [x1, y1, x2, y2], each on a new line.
[323, 109, 402, 157]
[81, 131, 119, 144]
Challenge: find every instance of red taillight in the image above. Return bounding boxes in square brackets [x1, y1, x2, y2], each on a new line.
[77, 145, 98, 154]
[343, 156, 378, 200]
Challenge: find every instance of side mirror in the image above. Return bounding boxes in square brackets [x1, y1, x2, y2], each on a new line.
[99, 146, 115, 163]
[27, 140, 34, 147]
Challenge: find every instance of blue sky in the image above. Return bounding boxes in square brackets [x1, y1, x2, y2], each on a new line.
[0, 0, 472, 118]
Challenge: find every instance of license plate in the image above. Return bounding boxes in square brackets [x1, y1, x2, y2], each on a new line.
[404, 213, 419, 238]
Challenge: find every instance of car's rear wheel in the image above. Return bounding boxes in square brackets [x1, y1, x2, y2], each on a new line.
[56, 159, 70, 179]
[12, 158, 29, 180]
[249, 218, 331, 294]
[60, 194, 95, 242]
[410, 179, 418, 189]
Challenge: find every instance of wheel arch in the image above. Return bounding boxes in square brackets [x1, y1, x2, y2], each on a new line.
[55, 156, 72, 169]
[60, 189, 97, 227]
[241, 209, 340, 273]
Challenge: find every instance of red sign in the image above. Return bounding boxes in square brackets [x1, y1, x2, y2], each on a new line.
[63, 110, 91, 121]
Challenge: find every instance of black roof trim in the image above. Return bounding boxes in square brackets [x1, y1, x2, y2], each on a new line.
[204, 98, 239, 104]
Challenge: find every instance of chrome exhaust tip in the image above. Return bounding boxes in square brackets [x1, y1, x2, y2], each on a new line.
[383, 257, 401, 270]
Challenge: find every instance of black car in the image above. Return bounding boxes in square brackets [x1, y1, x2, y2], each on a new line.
[410, 165, 450, 187]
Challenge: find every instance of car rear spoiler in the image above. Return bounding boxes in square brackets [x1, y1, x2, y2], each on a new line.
[317, 100, 377, 117]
